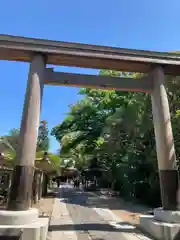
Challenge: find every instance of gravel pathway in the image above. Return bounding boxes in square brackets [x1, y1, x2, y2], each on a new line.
[48, 184, 154, 240]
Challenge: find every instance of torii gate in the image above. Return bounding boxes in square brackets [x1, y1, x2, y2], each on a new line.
[0, 34, 179, 239]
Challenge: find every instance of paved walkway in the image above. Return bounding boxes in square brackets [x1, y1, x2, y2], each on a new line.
[48, 183, 154, 240]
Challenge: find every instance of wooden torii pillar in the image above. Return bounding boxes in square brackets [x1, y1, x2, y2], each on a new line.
[151, 66, 179, 210]
[7, 54, 46, 210]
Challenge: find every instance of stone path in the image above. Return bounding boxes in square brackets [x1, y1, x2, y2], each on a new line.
[32, 191, 55, 218]
[48, 184, 154, 240]
[89, 189, 153, 236]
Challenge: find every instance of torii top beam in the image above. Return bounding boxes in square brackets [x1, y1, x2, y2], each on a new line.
[0, 34, 180, 75]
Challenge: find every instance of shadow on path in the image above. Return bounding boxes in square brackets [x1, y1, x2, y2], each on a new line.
[59, 186, 151, 214]
[49, 221, 139, 234]
[49, 185, 154, 239]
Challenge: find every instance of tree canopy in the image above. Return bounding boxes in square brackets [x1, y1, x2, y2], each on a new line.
[51, 70, 180, 207]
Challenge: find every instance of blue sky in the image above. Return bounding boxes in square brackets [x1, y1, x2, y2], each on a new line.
[0, 0, 179, 153]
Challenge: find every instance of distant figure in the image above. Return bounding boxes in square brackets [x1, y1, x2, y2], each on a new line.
[73, 178, 80, 188]
[56, 179, 60, 187]
[77, 179, 80, 188]
[73, 179, 76, 188]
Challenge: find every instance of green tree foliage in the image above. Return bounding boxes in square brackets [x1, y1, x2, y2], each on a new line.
[0, 123, 61, 170]
[37, 120, 49, 152]
[3, 128, 20, 152]
[1, 120, 50, 157]
[0, 128, 20, 162]
[51, 70, 180, 207]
